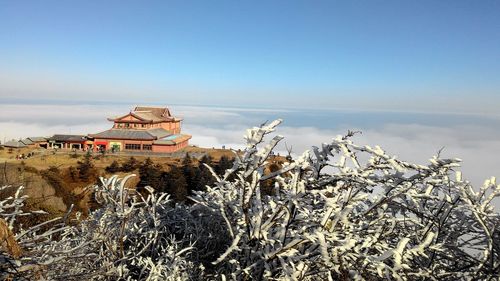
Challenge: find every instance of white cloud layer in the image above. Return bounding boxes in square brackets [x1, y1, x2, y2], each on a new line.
[1, 103, 499, 187]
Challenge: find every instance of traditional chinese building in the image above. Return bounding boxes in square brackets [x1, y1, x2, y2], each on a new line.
[90, 106, 191, 153]
[2, 140, 27, 149]
[1, 137, 49, 149]
[47, 135, 89, 150]
[24, 137, 49, 149]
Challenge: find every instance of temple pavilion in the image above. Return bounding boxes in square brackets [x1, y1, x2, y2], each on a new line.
[90, 106, 191, 153]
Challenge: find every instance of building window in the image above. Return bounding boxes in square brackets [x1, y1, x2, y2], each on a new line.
[141, 124, 146, 128]
[125, 123, 130, 128]
[125, 144, 141, 150]
[143, 144, 152, 150]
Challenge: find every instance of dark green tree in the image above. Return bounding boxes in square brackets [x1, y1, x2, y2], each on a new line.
[42, 166, 78, 208]
[105, 160, 121, 173]
[121, 157, 138, 172]
[68, 166, 77, 181]
[199, 154, 213, 165]
[159, 166, 188, 202]
[181, 153, 200, 194]
[138, 158, 162, 190]
[77, 152, 94, 180]
[215, 155, 233, 176]
[195, 155, 215, 191]
[182, 153, 192, 167]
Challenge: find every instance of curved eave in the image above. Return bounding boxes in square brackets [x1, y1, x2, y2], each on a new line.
[108, 112, 150, 122]
[108, 118, 178, 123]
[153, 134, 191, 146]
[109, 119, 154, 124]
[89, 135, 155, 141]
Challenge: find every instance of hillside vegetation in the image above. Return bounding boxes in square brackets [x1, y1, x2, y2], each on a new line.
[0, 146, 237, 222]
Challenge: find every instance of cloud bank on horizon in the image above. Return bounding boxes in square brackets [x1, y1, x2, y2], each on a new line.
[0, 103, 499, 187]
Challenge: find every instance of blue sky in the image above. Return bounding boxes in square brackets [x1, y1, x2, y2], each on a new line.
[1, 0, 499, 112]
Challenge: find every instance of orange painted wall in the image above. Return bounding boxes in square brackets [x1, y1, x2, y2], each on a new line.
[123, 140, 153, 145]
[123, 115, 141, 121]
[112, 115, 181, 134]
[152, 140, 188, 153]
[159, 121, 181, 134]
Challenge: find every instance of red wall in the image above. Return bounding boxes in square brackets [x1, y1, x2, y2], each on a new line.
[93, 139, 160, 151]
[92, 138, 188, 152]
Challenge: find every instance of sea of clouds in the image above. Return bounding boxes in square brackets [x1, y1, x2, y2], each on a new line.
[1, 103, 499, 187]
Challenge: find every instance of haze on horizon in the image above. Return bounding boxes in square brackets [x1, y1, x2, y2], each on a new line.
[1, 0, 499, 114]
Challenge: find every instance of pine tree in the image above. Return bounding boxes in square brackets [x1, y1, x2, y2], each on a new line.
[160, 166, 188, 202]
[68, 166, 78, 181]
[77, 152, 94, 180]
[138, 158, 162, 190]
[181, 153, 200, 194]
[121, 157, 138, 172]
[105, 160, 120, 173]
[199, 154, 213, 165]
[215, 155, 233, 176]
[195, 155, 214, 191]
[182, 153, 192, 166]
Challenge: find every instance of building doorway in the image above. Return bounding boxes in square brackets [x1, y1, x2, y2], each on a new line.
[71, 143, 82, 150]
[110, 142, 121, 153]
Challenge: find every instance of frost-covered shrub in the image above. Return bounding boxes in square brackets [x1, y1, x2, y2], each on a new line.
[3, 176, 200, 280]
[0, 185, 30, 278]
[192, 119, 500, 280]
[2, 119, 500, 280]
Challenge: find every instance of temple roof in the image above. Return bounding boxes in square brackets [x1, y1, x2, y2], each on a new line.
[134, 106, 171, 118]
[90, 128, 172, 140]
[20, 138, 34, 145]
[109, 106, 181, 122]
[28, 137, 47, 142]
[48, 135, 87, 142]
[147, 128, 173, 139]
[2, 140, 27, 148]
[153, 134, 192, 145]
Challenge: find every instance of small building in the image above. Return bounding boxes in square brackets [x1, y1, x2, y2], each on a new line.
[90, 106, 191, 152]
[20, 138, 34, 146]
[2, 140, 27, 149]
[47, 135, 89, 150]
[26, 137, 49, 149]
[1, 137, 48, 149]
[4, 137, 50, 149]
